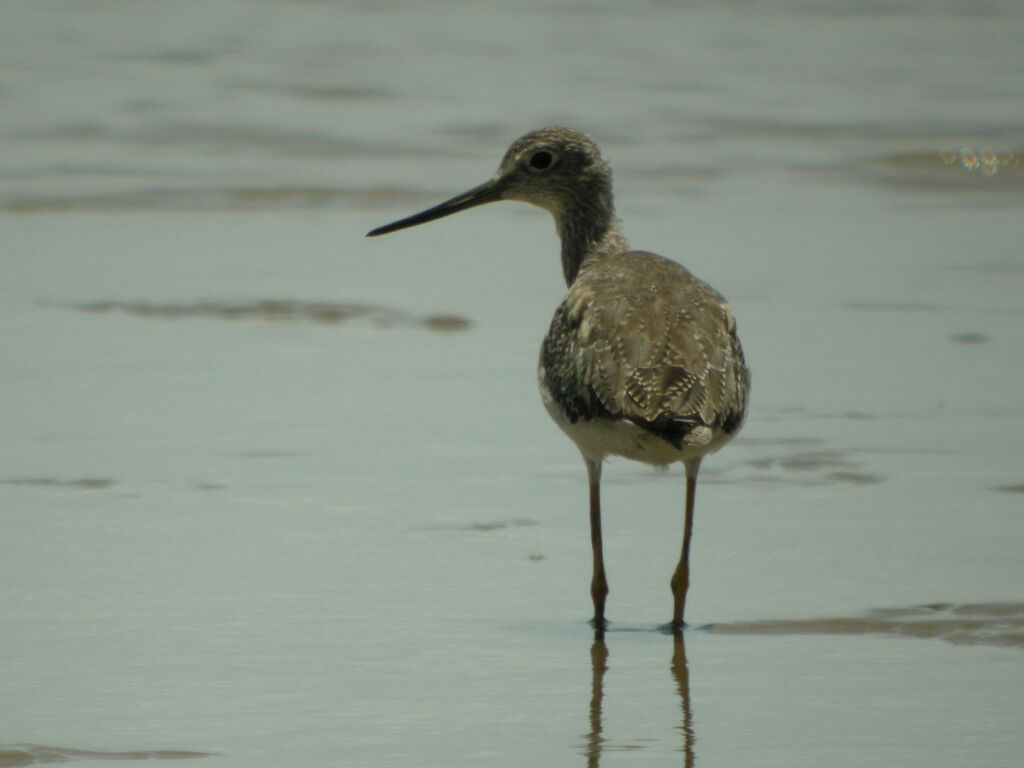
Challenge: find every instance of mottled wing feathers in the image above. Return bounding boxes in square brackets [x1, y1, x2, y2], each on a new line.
[543, 251, 748, 449]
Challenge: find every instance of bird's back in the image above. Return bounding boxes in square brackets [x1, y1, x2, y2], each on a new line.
[539, 250, 749, 463]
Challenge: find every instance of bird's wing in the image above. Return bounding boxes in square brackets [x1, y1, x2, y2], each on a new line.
[566, 251, 748, 445]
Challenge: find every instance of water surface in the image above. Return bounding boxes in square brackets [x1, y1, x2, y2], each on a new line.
[2, 1, 1022, 766]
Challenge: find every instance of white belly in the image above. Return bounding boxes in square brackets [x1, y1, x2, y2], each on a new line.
[539, 372, 735, 467]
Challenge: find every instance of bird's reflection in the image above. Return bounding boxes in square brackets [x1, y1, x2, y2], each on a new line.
[671, 631, 696, 767]
[584, 637, 609, 768]
[582, 627, 695, 766]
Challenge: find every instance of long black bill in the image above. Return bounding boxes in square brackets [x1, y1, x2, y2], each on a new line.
[366, 176, 506, 237]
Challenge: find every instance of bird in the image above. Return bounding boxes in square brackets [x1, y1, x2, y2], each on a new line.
[368, 127, 749, 630]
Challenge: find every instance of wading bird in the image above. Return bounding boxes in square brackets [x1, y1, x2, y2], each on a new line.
[368, 127, 749, 629]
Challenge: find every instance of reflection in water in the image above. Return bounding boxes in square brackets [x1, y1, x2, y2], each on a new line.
[582, 630, 694, 767]
[583, 639, 608, 768]
[578, 603, 1022, 765]
[708, 602, 1024, 648]
[670, 633, 695, 768]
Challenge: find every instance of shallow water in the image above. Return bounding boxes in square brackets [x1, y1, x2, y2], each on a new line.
[2, 1, 1023, 766]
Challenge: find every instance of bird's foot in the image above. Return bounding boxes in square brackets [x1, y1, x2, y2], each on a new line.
[657, 620, 687, 636]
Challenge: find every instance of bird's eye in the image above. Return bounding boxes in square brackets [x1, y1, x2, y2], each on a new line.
[527, 150, 555, 172]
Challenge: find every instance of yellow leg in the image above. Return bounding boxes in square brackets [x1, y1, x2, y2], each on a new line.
[586, 458, 608, 629]
[670, 459, 700, 628]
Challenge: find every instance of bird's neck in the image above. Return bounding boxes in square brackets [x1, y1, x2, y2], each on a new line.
[556, 201, 628, 286]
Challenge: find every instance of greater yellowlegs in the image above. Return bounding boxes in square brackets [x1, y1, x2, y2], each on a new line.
[368, 127, 749, 629]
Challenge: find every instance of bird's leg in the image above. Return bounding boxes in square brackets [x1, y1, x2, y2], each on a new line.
[670, 459, 701, 629]
[586, 458, 609, 630]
